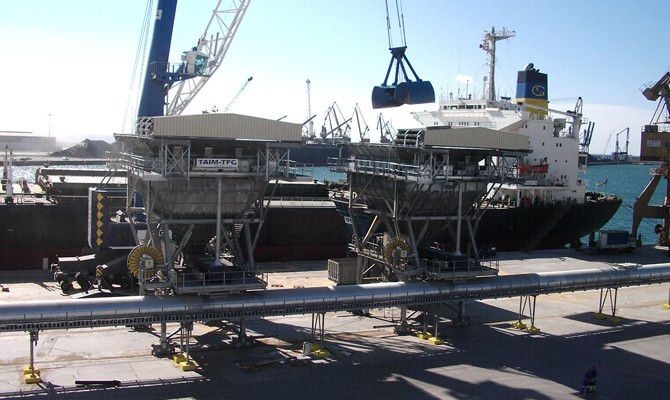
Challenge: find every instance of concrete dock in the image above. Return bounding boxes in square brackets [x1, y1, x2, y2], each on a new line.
[0, 247, 669, 399]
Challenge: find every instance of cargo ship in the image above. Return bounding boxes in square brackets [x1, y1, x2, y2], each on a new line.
[334, 29, 621, 252]
[0, 160, 347, 271]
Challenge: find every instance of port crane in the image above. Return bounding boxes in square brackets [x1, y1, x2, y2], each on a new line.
[319, 102, 352, 143]
[137, 0, 251, 120]
[632, 71, 670, 244]
[222, 76, 253, 112]
[612, 127, 630, 163]
[377, 113, 395, 143]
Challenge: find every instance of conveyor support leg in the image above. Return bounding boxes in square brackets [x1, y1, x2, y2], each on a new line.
[594, 287, 621, 323]
[453, 301, 471, 327]
[394, 306, 412, 335]
[177, 322, 196, 371]
[24, 330, 41, 384]
[310, 313, 330, 357]
[514, 295, 540, 333]
[152, 321, 175, 357]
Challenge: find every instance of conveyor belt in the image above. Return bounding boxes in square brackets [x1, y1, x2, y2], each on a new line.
[2, 264, 669, 332]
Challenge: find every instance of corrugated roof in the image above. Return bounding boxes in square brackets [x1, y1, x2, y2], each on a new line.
[424, 127, 530, 151]
[151, 113, 303, 142]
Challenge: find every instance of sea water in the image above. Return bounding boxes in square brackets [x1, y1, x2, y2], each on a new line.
[584, 163, 665, 245]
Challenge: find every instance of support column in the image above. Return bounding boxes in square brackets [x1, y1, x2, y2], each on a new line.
[453, 300, 471, 327]
[309, 313, 330, 357]
[594, 287, 621, 323]
[176, 322, 196, 371]
[455, 182, 463, 255]
[152, 321, 175, 357]
[417, 310, 432, 339]
[232, 316, 254, 348]
[428, 313, 445, 345]
[514, 295, 541, 333]
[24, 331, 41, 384]
[215, 178, 223, 266]
[394, 306, 411, 335]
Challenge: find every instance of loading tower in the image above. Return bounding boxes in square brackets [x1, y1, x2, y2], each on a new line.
[333, 127, 530, 283]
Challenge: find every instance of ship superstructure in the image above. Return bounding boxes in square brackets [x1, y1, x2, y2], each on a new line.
[410, 28, 621, 250]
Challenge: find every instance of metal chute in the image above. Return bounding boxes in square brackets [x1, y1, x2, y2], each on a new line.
[371, 1, 435, 109]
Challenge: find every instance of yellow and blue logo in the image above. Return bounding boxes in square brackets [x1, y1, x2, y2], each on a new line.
[531, 85, 546, 97]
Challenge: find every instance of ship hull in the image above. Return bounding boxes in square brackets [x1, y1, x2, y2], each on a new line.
[335, 195, 622, 252]
[454, 196, 623, 250]
[0, 197, 348, 270]
[0, 198, 89, 271]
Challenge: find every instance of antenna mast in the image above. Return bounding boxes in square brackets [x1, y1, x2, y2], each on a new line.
[480, 27, 515, 101]
[306, 79, 314, 138]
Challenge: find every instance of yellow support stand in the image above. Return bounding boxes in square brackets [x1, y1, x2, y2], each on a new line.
[179, 361, 197, 371]
[312, 349, 331, 358]
[428, 337, 445, 345]
[513, 321, 527, 330]
[593, 312, 608, 320]
[662, 304, 670, 310]
[525, 326, 541, 334]
[417, 331, 433, 340]
[173, 353, 188, 363]
[23, 366, 41, 384]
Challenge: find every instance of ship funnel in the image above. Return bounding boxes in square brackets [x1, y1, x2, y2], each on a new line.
[372, 47, 435, 109]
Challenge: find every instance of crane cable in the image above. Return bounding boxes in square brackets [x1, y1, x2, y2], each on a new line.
[121, 0, 154, 133]
[385, 0, 407, 49]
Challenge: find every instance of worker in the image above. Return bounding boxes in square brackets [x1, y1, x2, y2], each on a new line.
[580, 366, 597, 395]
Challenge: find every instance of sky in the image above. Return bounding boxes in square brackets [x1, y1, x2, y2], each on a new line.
[0, 0, 668, 155]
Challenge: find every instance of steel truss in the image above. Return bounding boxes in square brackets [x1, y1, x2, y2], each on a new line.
[345, 149, 516, 282]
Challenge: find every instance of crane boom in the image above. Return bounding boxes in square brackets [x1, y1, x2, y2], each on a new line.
[222, 76, 253, 112]
[167, 0, 251, 116]
[641, 72, 670, 125]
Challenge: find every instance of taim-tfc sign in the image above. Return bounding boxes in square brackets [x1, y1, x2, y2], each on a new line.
[195, 158, 238, 171]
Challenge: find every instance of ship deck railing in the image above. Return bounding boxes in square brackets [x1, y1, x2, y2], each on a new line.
[171, 269, 268, 295]
[329, 157, 509, 183]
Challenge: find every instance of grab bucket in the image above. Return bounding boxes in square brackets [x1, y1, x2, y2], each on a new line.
[394, 80, 435, 105]
[372, 85, 402, 109]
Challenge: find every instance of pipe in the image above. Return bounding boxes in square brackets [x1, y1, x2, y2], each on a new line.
[1, 264, 669, 333]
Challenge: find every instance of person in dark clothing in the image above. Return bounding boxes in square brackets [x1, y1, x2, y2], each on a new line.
[580, 366, 597, 394]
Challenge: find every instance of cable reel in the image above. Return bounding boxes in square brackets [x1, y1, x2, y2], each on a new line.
[384, 237, 411, 265]
[127, 244, 164, 279]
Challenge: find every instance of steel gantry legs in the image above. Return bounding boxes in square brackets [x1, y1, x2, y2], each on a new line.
[594, 287, 621, 323]
[514, 295, 541, 333]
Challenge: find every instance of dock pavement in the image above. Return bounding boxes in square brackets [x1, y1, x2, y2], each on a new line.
[0, 246, 668, 399]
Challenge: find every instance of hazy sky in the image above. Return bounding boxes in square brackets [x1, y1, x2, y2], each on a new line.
[0, 0, 668, 154]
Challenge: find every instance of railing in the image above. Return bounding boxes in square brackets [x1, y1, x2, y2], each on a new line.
[422, 258, 499, 276]
[172, 269, 267, 293]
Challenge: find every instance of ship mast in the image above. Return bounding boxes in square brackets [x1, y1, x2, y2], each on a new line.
[306, 79, 314, 138]
[480, 27, 515, 101]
